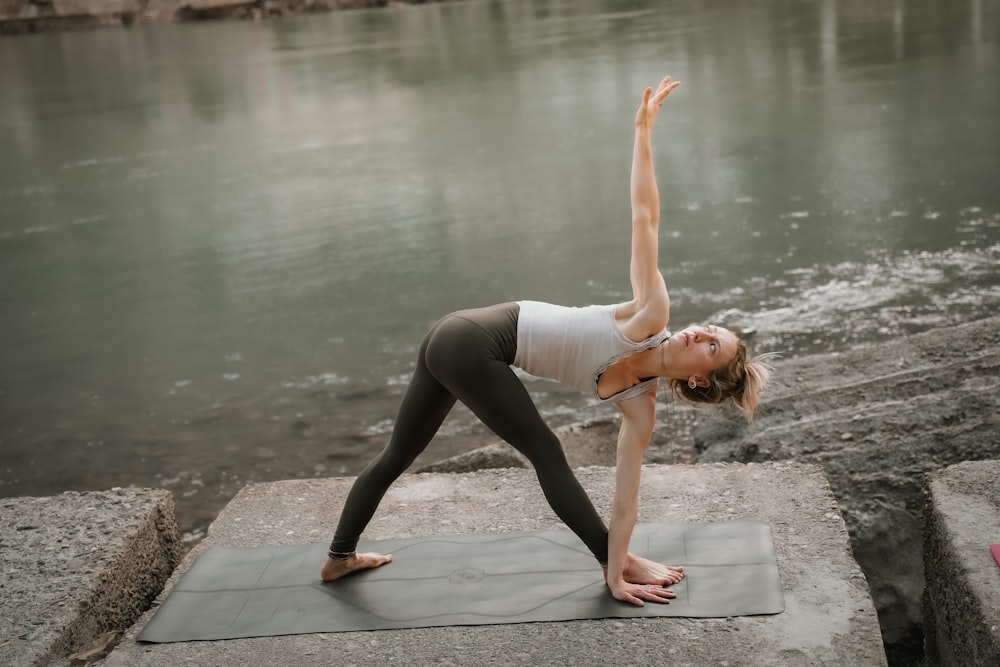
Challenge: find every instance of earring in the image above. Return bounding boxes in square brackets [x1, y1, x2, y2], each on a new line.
[688, 379, 697, 389]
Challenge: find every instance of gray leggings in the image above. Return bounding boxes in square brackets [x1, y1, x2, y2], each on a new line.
[330, 302, 610, 563]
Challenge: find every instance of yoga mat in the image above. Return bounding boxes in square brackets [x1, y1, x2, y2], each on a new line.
[138, 521, 783, 643]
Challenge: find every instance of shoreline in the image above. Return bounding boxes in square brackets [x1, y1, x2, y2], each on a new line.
[2, 315, 997, 665]
[0, 0, 456, 36]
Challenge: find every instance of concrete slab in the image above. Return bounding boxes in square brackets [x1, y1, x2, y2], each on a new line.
[104, 463, 887, 666]
[922, 460, 1000, 666]
[0, 488, 183, 667]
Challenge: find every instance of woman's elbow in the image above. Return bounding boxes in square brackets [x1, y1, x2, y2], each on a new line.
[631, 208, 657, 229]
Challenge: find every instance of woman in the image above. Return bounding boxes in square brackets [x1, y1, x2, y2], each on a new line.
[321, 76, 772, 607]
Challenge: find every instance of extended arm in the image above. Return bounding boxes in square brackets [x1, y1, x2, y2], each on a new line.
[604, 393, 676, 606]
[620, 76, 681, 342]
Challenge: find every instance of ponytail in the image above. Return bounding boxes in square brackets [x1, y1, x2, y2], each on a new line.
[668, 340, 777, 422]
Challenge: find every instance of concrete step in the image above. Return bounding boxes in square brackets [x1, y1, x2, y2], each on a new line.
[104, 462, 886, 666]
[0, 489, 183, 667]
[922, 460, 1000, 666]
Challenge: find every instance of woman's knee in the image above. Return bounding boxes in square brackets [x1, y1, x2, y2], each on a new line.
[363, 445, 413, 480]
[516, 432, 568, 469]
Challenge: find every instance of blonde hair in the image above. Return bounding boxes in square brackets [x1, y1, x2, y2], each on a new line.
[668, 340, 776, 422]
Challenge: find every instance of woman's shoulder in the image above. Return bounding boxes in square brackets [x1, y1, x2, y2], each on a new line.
[519, 300, 622, 316]
[614, 303, 668, 343]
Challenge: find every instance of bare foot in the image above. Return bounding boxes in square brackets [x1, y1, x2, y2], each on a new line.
[624, 553, 684, 585]
[320, 552, 393, 582]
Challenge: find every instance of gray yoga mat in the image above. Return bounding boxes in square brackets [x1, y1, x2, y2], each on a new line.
[137, 521, 783, 642]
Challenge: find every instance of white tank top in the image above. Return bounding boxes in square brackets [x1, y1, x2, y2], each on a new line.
[513, 300, 670, 402]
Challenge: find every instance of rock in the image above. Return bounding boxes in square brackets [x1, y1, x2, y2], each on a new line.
[0, 0, 443, 35]
[922, 461, 1000, 666]
[0, 489, 183, 666]
[692, 315, 1000, 665]
[68, 630, 119, 665]
[416, 443, 527, 474]
[417, 415, 623, 474]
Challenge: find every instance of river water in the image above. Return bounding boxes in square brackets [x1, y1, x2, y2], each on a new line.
[1, 0, 997, 540]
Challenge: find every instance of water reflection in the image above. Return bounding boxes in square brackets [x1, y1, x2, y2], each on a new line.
[0, 0, 997, 545]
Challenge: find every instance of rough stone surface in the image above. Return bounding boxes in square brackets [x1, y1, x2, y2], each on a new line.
[0, 0, 449, 34]
[103, 463, 887, 666]
[0, 488, 183, 667]
[922, 460, 1000, 667]
[687, 315, 1000, 664]
[417, 415, 621, 473]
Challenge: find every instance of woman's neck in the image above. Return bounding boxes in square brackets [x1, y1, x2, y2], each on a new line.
[625, 344, 665, 380]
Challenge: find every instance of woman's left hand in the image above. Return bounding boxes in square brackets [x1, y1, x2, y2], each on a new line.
[608, 578, 677, 607]
[635, 75, 682, 130]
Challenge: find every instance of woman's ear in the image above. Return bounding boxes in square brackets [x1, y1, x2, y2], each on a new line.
[690, 375, 711, 389]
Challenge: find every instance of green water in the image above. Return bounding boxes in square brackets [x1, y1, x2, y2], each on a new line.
[1, 0, 997, 548]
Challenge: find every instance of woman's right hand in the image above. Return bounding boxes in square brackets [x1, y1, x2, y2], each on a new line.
[634, 75, 681, 130]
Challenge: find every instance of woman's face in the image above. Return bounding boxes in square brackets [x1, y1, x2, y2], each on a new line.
[668, 324, 739, 378]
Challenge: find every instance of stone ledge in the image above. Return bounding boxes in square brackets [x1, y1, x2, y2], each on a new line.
[416, 415, 621, 473]
[105, 462, 886, 666]
[922, 460, 1000, 666]
[0, 488, 183, 667]
[0, 1, 439, 35]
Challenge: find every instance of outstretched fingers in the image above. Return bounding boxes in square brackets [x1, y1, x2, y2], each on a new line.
[652, 75, 681, 108]
[636, 75, 682, 128]
[617, 583, 678, 607]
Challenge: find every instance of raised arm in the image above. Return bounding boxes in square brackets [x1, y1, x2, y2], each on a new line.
[619, 76, 681, 342]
